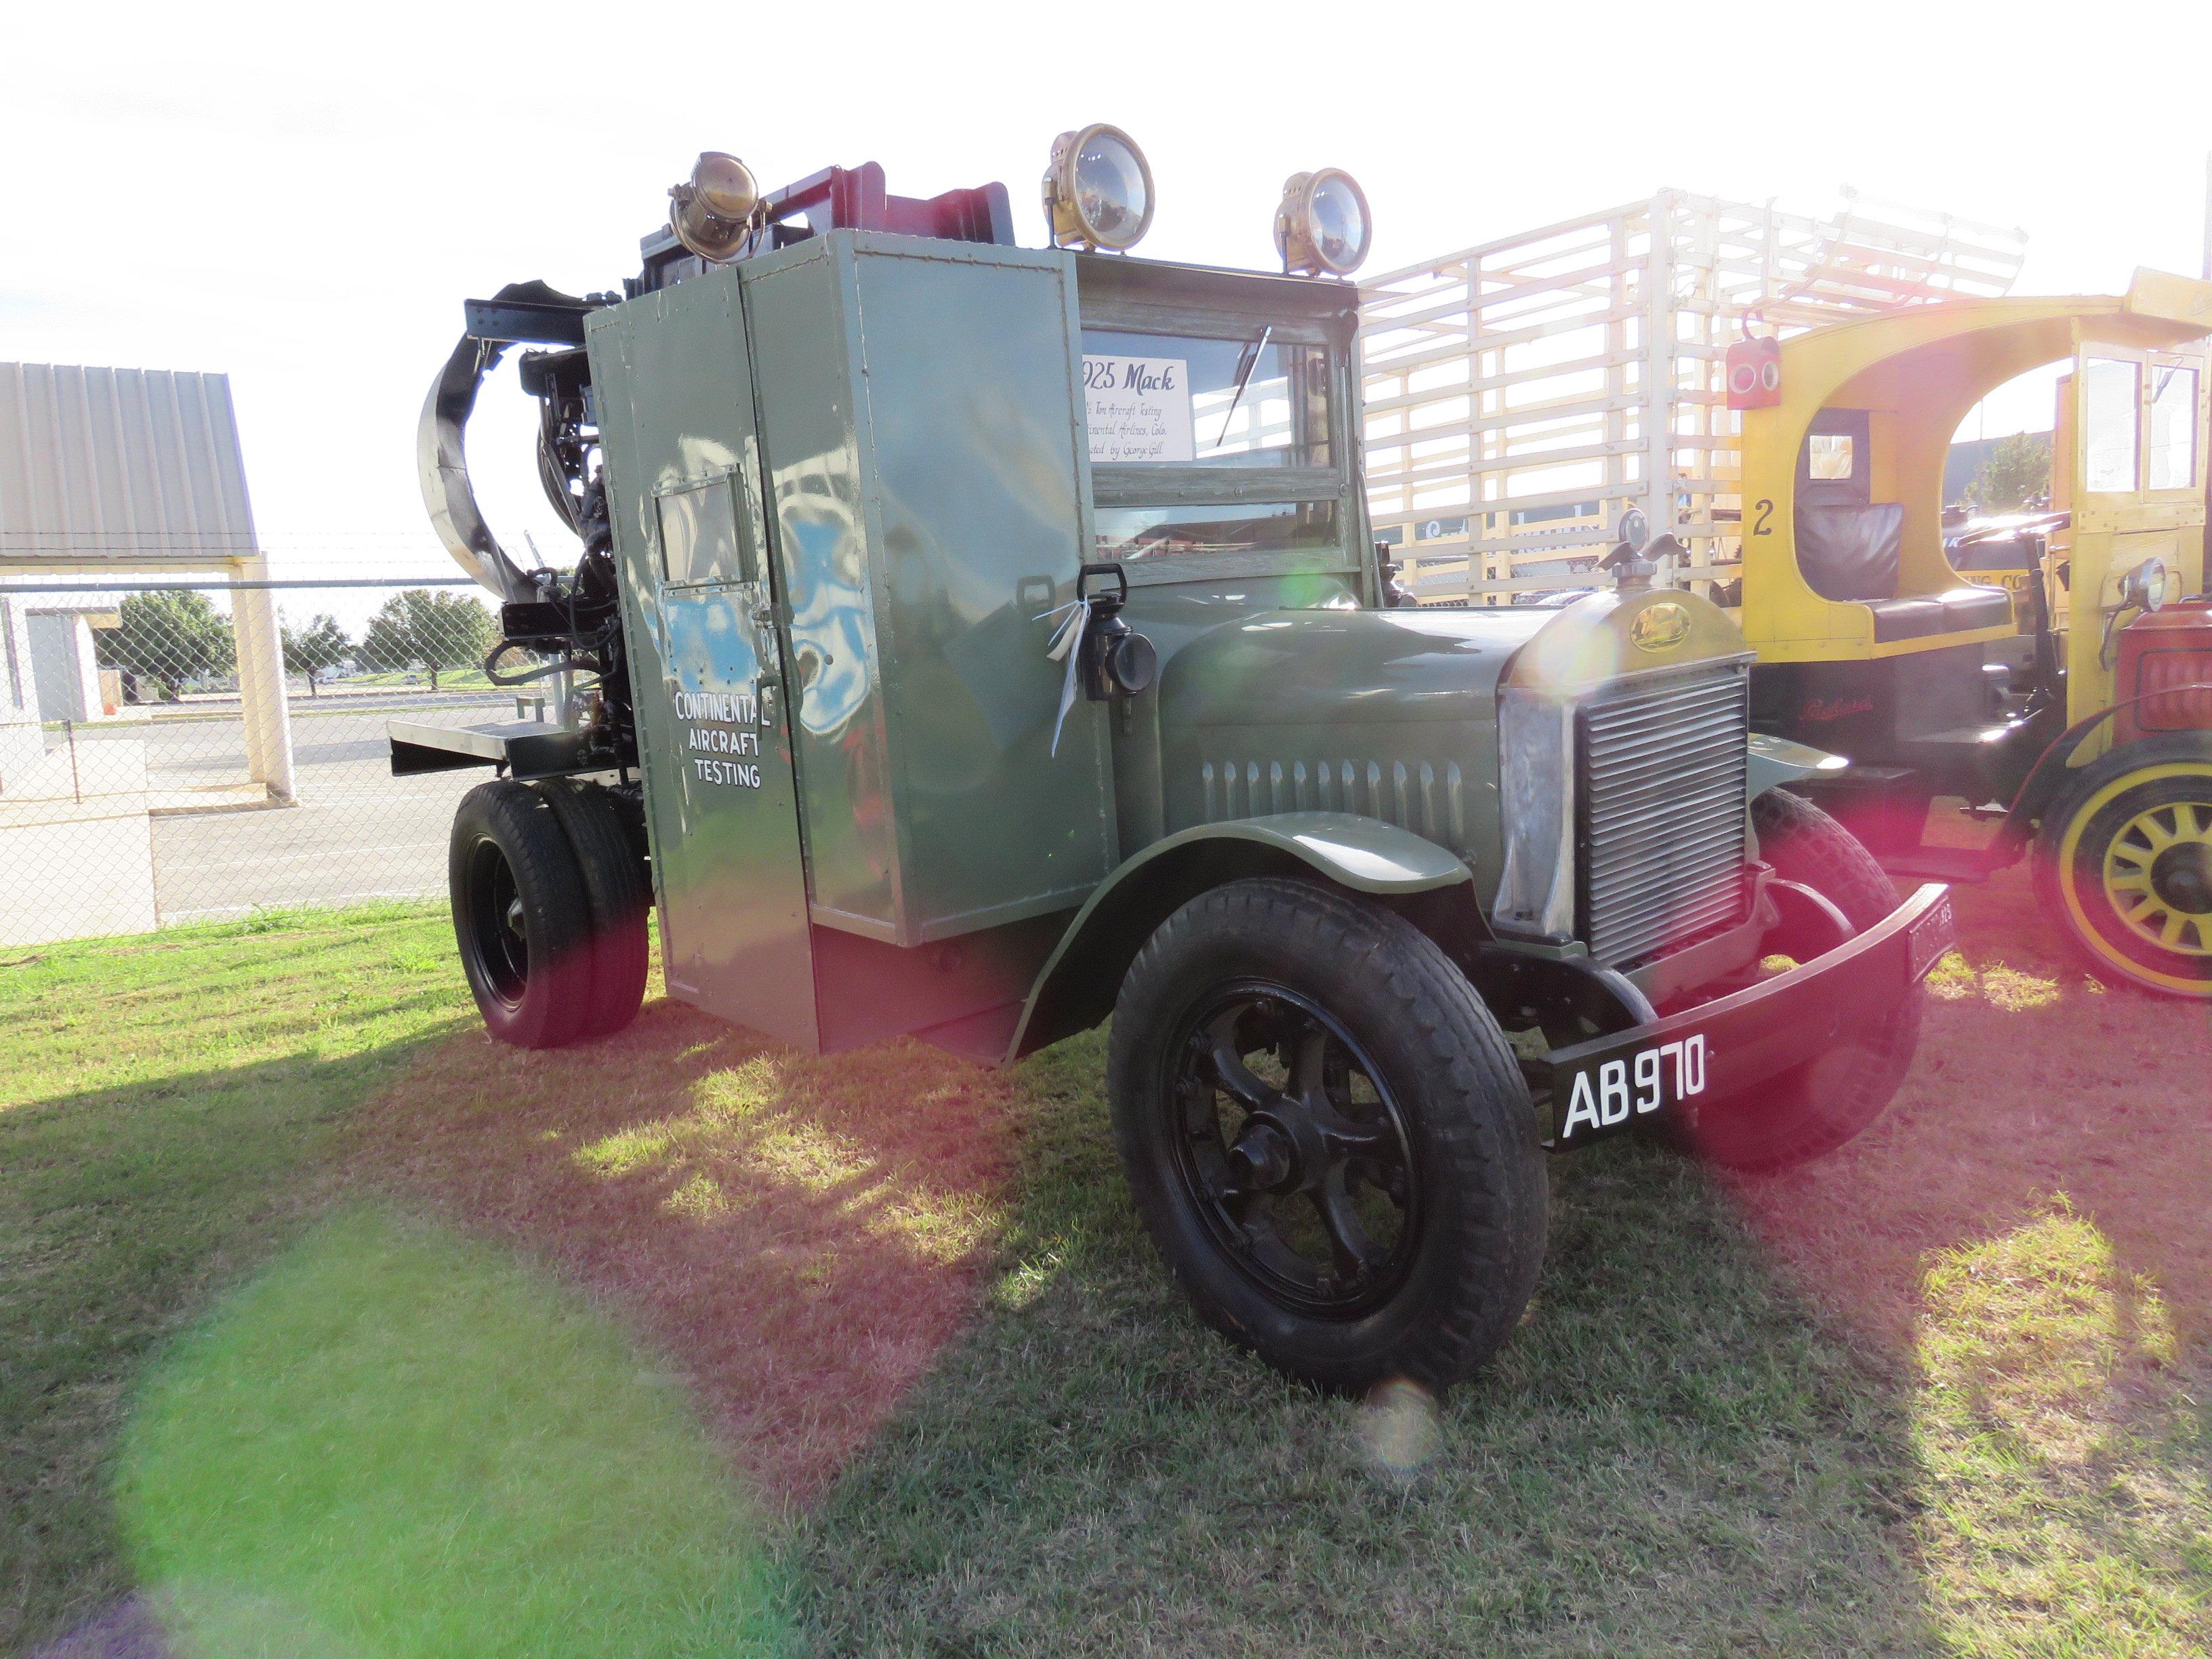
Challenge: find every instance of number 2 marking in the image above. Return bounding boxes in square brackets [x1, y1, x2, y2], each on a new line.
[1751, 499, 1774, 536]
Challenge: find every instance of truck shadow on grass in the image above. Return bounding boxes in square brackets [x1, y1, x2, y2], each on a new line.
[342, 1001, 1944, 1654]
[784, 1034, 1946, 1658]
[319, 882, 2210, 1655]
[339, 996, 1027, 1511]
[779, 872, 2209, 1655]
[56, 855, 2203, 1658]
[792, 961, 2210, 1657]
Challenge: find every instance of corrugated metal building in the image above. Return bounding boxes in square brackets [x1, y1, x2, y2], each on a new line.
[0, 363, 259, 565]
[0, 363, 291, 798]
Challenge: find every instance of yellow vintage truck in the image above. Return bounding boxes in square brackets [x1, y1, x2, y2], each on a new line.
[1730, 271, 2212, 998]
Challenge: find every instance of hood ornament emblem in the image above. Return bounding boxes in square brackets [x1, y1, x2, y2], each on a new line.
[1630, 602, 1692, 653]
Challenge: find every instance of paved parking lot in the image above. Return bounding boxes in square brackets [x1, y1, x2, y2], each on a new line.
[58, 693, 514, 924]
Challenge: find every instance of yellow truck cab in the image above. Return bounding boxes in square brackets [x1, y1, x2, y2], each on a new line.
[1732, 270, 2212, 995]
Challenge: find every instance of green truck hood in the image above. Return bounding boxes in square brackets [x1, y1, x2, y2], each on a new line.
[1159, 605, 1552, 726]
[1152, 605, 1551, 887]
[1150, 590, 1755, 898]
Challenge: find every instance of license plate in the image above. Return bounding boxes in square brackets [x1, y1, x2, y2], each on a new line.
[1555, 1033, 1709, 1146]
[1907, 894, 1956, 982]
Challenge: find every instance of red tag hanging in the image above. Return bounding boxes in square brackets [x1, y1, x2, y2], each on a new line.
[1725, 336, 1782, 410]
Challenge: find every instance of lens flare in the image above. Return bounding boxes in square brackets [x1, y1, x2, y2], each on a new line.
[1356, 1376, 1441, 1476]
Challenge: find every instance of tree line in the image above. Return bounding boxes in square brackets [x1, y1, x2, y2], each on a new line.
[97, 588, 495, 699]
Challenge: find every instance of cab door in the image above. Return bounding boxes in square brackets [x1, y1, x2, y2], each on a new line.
[2055, 337, 2211, 733]
[587, 272, 818, 1046]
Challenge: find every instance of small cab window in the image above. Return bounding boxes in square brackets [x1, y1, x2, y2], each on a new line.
[657, 478, 751, 587]
[2149, 364, 2199, 491]
[1807, 433, 1855, 480]
[2083, 357, 2142, 493]
[1080, 327, 1332, 468]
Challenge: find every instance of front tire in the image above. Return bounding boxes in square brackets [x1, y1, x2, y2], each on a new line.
[1107, 878, 1547, 1394]
[2033, 736, 2212, 1000]
[1685, 789, 1921, 1171]
[449, 779, 596, 1049]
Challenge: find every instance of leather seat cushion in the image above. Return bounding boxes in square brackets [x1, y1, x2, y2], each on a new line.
[1868, 585, 2015, 642]
[1798, 501, 1904, 602]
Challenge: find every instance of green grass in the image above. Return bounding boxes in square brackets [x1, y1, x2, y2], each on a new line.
[120, 1208, 779, 1658]
[790, 1036, 1938, 1657]
[4, 899, 2209, 1656]
[1912, 1208, 2212, 1656]
[0, 903, 470, 1648]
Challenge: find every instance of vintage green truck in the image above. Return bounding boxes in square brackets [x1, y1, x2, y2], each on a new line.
[392, 138, 1952, 1393]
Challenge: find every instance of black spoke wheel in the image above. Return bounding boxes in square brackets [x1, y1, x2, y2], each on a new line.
[1169, 984, 1420, 1319]
[1109, 877, 1546, 1395]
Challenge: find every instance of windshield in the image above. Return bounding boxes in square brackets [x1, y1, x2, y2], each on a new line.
[1080, 327, 1332, 468]
[1093, 499, 1343, 563]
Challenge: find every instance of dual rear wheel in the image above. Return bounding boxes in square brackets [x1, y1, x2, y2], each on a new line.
[449, 779, 650, 1047]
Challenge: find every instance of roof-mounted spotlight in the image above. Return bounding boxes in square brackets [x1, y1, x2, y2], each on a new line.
[668, 152, 760, 262]
[1274, 168, 1372, 277]
[1042, 123, 1155, 252]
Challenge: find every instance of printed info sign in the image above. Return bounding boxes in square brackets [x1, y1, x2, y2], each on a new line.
[1083, 354, 1195, 464]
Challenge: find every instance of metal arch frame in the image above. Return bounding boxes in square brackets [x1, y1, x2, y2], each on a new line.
[417, 280, 607, 608]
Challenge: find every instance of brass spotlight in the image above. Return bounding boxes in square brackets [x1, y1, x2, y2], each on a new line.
[1274, 168, 1372, 276]
[669, 152, 760, 262]
[1042, 123, 1155, 252]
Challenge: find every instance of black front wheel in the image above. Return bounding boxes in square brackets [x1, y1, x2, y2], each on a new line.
[1107, 878, 1546, 1394]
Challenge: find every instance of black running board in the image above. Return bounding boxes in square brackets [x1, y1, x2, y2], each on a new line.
[1879, 846, 2003, 883]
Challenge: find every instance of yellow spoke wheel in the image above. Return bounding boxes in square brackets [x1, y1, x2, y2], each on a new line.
[2034, 741, 2212, 999]
[2100, 800, 2212, 956]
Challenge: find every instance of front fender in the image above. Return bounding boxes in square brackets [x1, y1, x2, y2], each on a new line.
[1748, 731, 1847, 799]
[1004, 813, 1475, 1063]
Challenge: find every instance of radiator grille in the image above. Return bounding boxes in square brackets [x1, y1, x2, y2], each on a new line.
[1578, 665, 1750, 967]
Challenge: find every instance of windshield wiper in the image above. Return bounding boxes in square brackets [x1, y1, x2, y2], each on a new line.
[1212, 324, 1273, 450]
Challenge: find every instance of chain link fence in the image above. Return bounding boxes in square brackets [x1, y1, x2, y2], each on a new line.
[0, 575, 554, 946]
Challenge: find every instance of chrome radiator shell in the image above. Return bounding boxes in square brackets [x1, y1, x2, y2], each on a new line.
[1575, 662, 1751, 967]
